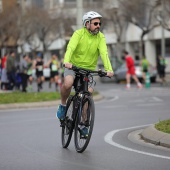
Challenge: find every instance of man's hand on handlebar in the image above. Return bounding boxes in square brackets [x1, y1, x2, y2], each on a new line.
[106, 71, 114, 77]
[63, 63, 72, 69]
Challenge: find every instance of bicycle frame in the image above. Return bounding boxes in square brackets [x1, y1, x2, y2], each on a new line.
[72, 73, 91, 123]
[71, 66, 108, 124]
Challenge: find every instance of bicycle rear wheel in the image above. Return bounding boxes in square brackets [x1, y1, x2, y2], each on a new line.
[61, 96, 74, 148]
[74, 95, 95, 153]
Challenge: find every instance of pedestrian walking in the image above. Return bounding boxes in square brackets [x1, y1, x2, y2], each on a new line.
[27, 56, 34, 91]
[1, 53, 9, 90]
[6, 51, 17, 90]
[20, 54, 29, 92]
[0, 57, 1, 87]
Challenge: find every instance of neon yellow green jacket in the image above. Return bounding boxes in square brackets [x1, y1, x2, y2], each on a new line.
[64, 28, 113, 72]
[141, 59, 149, 69]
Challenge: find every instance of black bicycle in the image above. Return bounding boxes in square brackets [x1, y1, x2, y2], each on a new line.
[61, 65, 109, 153]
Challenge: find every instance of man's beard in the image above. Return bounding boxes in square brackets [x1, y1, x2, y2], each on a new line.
[90, 28, 99, 35]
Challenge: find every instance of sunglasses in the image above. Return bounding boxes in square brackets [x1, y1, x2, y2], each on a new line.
[91, 22, 101, 26]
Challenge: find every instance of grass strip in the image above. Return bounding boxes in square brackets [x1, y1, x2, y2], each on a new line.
[155, 119, 170, 134]
[0, 91, 99, 104]
[0, 92, 61, 104]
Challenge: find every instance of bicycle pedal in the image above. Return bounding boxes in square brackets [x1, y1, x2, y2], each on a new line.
[60, 123, 65, 127]
[79, 122, 84, 126]
[80, 135, 88, 139]
[84, 121, 89, 127]
[60, 120, 65, 127]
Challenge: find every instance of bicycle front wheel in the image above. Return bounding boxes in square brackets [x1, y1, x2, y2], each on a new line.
[74, 95, 95, 153]
[61, 96, 74, 148]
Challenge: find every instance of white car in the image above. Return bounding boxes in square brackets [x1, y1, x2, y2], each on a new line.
[114, 63, 157, 83]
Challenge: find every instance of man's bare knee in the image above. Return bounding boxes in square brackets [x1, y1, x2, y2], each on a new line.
[63, 75, 74, 90]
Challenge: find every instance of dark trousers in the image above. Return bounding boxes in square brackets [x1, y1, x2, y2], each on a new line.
[20, 73, 28, 92]
[7, 71, 16, 90]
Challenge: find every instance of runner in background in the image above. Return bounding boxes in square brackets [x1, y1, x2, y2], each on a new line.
[140, 56, 149, 83]
[47, 54, 60, 91]
[124, 50, 143, 89]
[157, 55, 168, 85]
[33, 53, 45, 92]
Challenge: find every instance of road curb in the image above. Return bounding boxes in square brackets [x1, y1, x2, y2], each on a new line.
[0, 94, 104, 110]
[141, 124, 170, 148]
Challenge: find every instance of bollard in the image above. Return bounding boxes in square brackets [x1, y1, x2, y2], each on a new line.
[145, 72, 150, 88]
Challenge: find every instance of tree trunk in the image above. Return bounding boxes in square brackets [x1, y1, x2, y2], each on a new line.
[139, 33, 145, 58]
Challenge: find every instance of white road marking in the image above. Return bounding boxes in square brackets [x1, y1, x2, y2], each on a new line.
[109, 96, 119, 101]
[102, 105, 126, 108]
[137, 103, 164, 107]
[104, 125, 170, 160]
[96, 96, 119, 104]
[152, 97, 163, 102]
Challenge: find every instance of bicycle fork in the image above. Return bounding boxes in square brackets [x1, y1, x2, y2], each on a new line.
[77, 94, 90, 127]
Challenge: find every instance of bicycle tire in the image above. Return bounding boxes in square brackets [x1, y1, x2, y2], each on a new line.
[74, 95, 95, 153]
[61, 95, 74, 148]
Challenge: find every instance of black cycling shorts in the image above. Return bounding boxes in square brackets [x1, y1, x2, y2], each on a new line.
[50, 71, 59, 78]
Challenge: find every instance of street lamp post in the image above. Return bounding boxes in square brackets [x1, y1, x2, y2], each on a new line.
[76, 0, 83, 29]
[161, 0, 165, 58]
[161, 21, 165, 58]
[157, 0, 166, 58]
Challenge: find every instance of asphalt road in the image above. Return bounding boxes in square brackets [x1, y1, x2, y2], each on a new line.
[0, 82, 170, 170]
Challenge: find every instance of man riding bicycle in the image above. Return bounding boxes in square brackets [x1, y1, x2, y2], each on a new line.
[56, 11, 114, 136]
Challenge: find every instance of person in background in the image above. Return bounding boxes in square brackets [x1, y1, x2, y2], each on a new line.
[47, 54, 60, 91]
[157, 55, 168, 85]
[6, 50, 17, 90]
[140, 56, 149, 83]
[0, 57, 1, 88]
[60, 58, 64, 84]
[124, 50, 143, 89]
[20, 54, 29, 92]
[33, 53, 44, 92]
[135, 55, 140, 65]
[1, 53, 9, 90]
[27, 56, 34, 91]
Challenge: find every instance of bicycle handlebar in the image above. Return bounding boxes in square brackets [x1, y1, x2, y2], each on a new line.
[63, 64, 109, 78]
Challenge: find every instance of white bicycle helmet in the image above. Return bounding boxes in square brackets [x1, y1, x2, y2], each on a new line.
[82, 11, 102, 27]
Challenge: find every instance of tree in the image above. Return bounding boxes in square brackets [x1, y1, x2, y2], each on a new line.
[157, 0, 170, 31]
[118, 0, 160, 57]
[106, 6, 128, 60]
[0, 5, 21, 50]
[21, 6, 63, 58]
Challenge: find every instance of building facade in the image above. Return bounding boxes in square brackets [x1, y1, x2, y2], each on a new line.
[1, 0, 169, 72]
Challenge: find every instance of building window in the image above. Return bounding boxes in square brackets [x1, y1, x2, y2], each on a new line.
[32, 0, 44, 8]
[65, 0, 75, 2]
[0, 0, 2, 13]
[53, 0, 59, 5]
